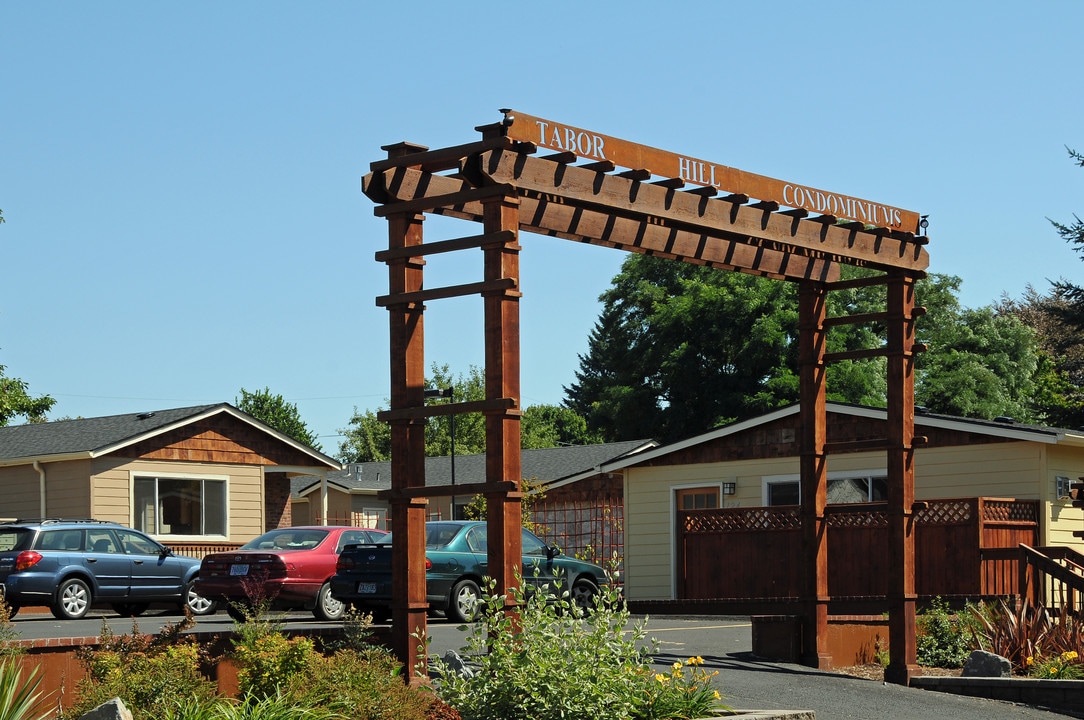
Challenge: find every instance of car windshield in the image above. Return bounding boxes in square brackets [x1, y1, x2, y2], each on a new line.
[0, 528, 33, 552]
[239, 529, 329, 551]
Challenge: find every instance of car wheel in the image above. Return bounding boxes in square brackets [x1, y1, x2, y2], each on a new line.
[571, 578, 599, 613]
[185, 581, 218, 616]
[313, 582, 345, 621]
[52, 578, 92, 620]
[112, 603, 150, 617]
[448, 579, 481, 623]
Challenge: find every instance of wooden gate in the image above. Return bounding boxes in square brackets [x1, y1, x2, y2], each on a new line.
[678, 497, 1038, 608]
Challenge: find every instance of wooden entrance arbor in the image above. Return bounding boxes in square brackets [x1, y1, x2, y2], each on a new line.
[362, 110, 930, 685]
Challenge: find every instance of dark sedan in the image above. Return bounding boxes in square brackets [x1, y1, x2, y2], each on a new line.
[330, 521, 609, 622]
[195, 526, 388, 621]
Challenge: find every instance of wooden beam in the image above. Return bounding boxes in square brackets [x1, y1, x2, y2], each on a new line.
[375, 278, 519, 307]
[380, 480, 519, 500]
[476, 150, 929, 273]
[371, 165, 840, 283]
[371, 182, 516, 218]
[374, 230, 516, 262]
[823, 312, 891, 328]
[369, 137, 511, 173]
[377, 397, 518, 422]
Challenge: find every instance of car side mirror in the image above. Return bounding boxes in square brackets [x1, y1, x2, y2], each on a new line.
[546, 545, 561, 560]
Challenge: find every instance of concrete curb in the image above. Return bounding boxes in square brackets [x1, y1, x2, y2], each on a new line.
[910, 676, 1084, 718]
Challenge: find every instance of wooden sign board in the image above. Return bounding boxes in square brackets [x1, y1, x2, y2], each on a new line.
[501, 110, 922, 234]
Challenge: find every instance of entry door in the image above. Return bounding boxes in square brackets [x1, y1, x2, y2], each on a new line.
[675, 487, 720, 599]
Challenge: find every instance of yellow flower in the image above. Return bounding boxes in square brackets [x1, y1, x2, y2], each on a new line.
[655, 673, 668, 683]
[713, 690, 721, 700]
[673, 661, 683, 671]
[1050, 667, 1058, 675]
[1026, 656, 1034, 666]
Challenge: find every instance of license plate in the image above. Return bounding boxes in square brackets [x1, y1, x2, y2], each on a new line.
[229, 564, 249, 576]
[357, 582, 377, 594]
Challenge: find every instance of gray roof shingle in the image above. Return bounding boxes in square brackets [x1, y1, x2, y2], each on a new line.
[291, 439, 655, 497]
[0, 404, 224, 461]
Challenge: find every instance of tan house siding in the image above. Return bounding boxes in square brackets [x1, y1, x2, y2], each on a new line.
[0, 465, 46, 519]
[41, 460, 92, 520]
[1047, 445, 1084, 546]
[87, 459, 265, 542]
[622, 438, 1083, 601]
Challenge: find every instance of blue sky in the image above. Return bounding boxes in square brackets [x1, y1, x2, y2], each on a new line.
[2, 2, 1082, 451]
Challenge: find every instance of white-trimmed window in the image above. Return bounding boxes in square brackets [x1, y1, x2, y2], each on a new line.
[133, 474, 227, 537]
[763, 470, 888, 507]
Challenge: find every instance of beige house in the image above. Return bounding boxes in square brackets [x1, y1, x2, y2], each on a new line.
[0, 404, 341, 547]
[593, 403, 1084, 602]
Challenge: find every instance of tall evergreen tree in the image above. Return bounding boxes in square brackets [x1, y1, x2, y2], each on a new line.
[566, 254, 1045, 443]
[1048, 147, 1084, 330]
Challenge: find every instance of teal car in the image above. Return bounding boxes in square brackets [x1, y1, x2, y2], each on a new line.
[331, 520, 608, 622]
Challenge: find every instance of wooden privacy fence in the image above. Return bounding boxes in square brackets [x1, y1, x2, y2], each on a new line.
[679, 497, 1038, 610]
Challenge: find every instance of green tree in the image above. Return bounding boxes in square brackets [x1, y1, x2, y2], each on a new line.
[565, 255, 894, 443]
[236, 386, 321, 451]
[999, 285, 1084, 428]
[0, 363, 55, 426]
[336, 364, 597, 463]
[337, 406, 391, 464]
[1048, 147, 1084, 330]
[915, 304, 1039, 421]
[521, 404, 603, 448]
[567, 254, 1044, 443]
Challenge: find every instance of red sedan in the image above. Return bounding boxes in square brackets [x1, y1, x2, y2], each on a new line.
[195, 526, 388, 620]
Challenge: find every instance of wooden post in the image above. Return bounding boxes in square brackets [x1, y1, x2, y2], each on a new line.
[798, 280, 831, 669]
[384, 208, 431, 683]
[481, 193, 524, 614]
[884, 271, 920, 685]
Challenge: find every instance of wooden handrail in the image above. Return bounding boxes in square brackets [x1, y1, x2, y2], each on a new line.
[1020, 543, 1084, 612]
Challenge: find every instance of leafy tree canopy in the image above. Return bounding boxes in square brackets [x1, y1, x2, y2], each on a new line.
[1048, 147, 1084, 330]
[0, 363, 55, 426]
[337, 363, 599, 463]
[565, 253, 1047, 444]
[236, 386, 322, 451]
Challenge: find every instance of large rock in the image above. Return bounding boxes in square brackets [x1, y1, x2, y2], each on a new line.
[961, 649, 1012, 678]
[79, 697, 133, 720]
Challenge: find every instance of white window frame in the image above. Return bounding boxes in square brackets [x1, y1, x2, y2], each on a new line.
[130, 471, 230, 540]
[762, 469, 888, 506]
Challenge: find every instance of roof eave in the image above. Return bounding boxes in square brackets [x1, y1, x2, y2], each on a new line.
[92, 404, 343, 470]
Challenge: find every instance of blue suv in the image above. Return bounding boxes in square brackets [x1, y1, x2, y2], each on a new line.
[0, 518, 216, 619]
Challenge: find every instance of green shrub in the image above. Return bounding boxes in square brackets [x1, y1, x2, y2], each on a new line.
[232, 632, 316, 700]
[283, 648, 432, 720]
[63, 617, 217, 720]
[431, 567, 729, 720]
[0, 661, 47, 720]
[916, 597, 971, 668]
[0, 603, 21, 661]
[159, 690, 346, 720]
